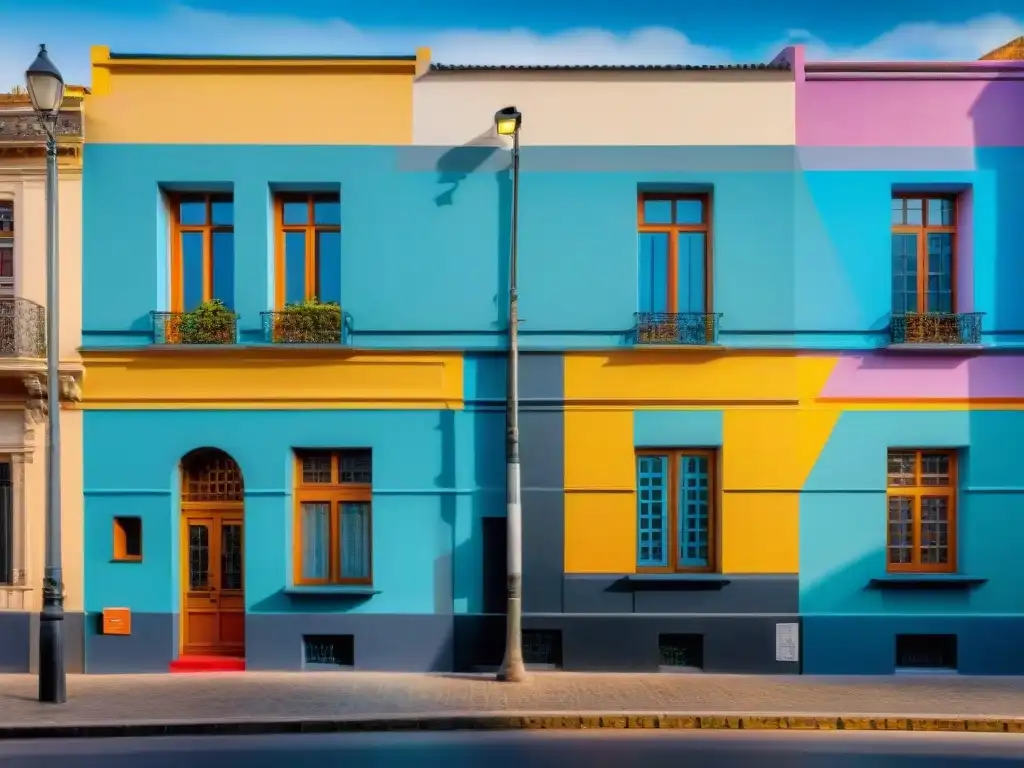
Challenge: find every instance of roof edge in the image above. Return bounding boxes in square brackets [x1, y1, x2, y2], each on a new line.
[428, 62, 790, 72]
[805, 60, 1024, 74]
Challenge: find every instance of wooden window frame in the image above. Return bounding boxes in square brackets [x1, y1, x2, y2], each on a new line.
[886, 448, 958, 574]
[891, 193, 957, 314]
[168, 193, 234, 312]
[273, 193, 342, 308]
[293, 450, 372, 586]
[636, 448, 717, 574]
[636, 193, 713, 313]
[113, 516, 143, 562]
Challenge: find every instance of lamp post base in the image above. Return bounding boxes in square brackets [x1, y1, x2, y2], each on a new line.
[496, 658, 529, 683]
[38, 611, 66, 704]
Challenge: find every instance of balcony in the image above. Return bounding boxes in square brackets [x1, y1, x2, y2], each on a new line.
[889, 312, 983, 348]
[635, 312, 722, 346]
[151, 310, 239, 345]
[261, 305, 350, 345]
[0, 298, 45, 357]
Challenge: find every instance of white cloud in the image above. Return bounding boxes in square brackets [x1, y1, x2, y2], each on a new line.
[779, 13, 1024, 61]
[1, 5, 1023, 90]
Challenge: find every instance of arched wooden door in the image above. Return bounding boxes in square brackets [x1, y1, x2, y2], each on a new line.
[180, 448, 245, 657]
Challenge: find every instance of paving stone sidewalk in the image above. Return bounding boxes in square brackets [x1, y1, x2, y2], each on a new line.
[3, 672, 1024, 727]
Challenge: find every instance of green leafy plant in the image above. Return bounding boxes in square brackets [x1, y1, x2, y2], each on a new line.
[274, 299, 343, 344]
[175, 299, 237, 344]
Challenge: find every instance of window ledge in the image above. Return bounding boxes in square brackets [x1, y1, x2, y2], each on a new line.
[623, 574, 731, 590]
[868, 574, 987, 590]
[110, 557, 143, 564]
[284, 585, 379, 598]
[883, 344, 984, 355]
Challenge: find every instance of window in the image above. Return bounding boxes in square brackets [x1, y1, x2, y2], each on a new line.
[886, 449, 957, 573]
[170, 193, 234, 312]
[636, 449, 715, 571]
[637, 194, 711, 314]
[274, 193, 341, 306]
[294, 449, 372, 585]
[113, 516, 142, 561]
[0, 461, 11, 584]
[0, 200, 13, 290]
[891, 195, 955, 315]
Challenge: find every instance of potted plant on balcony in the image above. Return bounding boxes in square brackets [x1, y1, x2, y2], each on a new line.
[274, 299, 343, 344]
[176, 299, 236, 344]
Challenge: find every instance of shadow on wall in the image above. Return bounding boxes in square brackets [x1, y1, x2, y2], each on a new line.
[434, 129, 512, 330]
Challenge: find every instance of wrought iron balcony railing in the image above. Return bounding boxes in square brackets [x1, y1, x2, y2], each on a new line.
[635, 312, 722, 346]
[151, 311, 239, 345]
[261, 307, 350, 345]
[0, 297, 45, 357]
[890, 312, 983, 346]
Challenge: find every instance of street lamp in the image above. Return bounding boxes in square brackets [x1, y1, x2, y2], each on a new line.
[26, 43, 66, 705]
[494, 106, 527, 683]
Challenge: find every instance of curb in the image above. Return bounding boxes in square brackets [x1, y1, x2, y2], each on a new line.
[2, 713, 1024, 739]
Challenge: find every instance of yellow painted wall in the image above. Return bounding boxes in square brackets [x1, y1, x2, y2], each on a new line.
[79, 350, 463, 410]
[86, 47, 430, 145]
[563, 352, 841, 575]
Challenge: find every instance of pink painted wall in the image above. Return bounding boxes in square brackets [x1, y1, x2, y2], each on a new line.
[795, 62, 1024, 147]
[820, 354, 1024, 400]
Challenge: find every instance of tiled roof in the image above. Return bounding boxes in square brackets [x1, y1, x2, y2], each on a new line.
[430, 62, 789, 71]
[979, 37, 1024, 60]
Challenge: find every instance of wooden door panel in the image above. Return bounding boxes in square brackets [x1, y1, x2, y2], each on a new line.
[182, 513, 246, 657]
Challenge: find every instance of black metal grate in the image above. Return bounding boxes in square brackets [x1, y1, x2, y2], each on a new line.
[304, 634, 355, 667]
[523, 630, 563, 667]
[659, 633, 704, 669]
[890, 312, 983, 345]
[0, 297, 45, 357]
[896, 634, 957, 670]
[635, 312, 722, 345]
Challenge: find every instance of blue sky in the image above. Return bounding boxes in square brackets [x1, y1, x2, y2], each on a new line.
[3, 1, 1024, 87]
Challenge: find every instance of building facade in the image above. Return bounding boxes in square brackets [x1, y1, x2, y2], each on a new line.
[0, 88, 86, 673]
[77, 41, 1024, 675]
[793, 48, 1024, 674]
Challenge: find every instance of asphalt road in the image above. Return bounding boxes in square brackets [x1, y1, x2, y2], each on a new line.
[2, 731, 1024, 767]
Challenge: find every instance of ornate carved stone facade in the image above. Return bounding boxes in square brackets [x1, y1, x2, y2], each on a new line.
[0, 90, 85, 163]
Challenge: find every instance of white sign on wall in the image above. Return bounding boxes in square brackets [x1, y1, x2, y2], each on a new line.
[775, 622, 799, 663]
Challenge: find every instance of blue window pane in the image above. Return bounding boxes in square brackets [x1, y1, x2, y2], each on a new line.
[283, 200, 309, 226]
[316, 231, 342, 304]
[211, 231, 234, 308]
[314, 197, 341, 226]
[677, 233, 706, 313]
[891, 233, 918, 314]
[340, 502, 371, 580]
[284, 231, 307, 304]
[637, 456, 668, 567]
[927, 198, 954, 227]
[642, 199, 672, 225]
[891, 198, 904, 225]
[904, 198, 923, 226]
[178, 197, 206, 226]
[677, 455, 710, 568]
[210, 197, 233, 226]
[927, 233, 953, 313]
[180, 231, 205, 311]
[638, 233, 669, 313]
[300, 502, 330, 581]
[675, 199, 703, 225]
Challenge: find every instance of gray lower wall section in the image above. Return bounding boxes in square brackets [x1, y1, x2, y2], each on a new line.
[455, 614, 800, 673]
[0, 611, 85, 673]
[519, 354, 565, 615]
[246, 613, 455, 672]
[564, 574, 799, 614]
[84, 612, 176, 674]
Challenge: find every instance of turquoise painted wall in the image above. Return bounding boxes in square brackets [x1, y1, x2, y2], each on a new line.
[83, 408, 505, 616]
[800, 410, 1024, 617]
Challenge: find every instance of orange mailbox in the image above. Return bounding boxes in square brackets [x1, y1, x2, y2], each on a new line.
[102, 607, 131, 636]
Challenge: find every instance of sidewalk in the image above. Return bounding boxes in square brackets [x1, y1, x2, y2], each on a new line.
[3, 672, 1024, 739]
